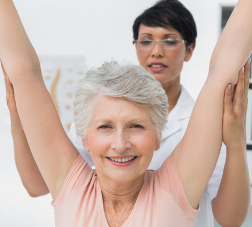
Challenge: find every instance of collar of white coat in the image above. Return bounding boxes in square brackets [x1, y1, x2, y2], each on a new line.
[161, 85, 195, 140]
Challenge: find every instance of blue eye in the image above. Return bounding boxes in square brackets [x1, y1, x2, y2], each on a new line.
[98, 125, 111, 129]
[130, 124, 143, 129]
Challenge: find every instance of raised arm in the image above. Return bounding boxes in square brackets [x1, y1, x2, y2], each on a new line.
[173, 0, 252, 209]
[0, 0, 79, 200]
[211, 62, 251, 226]
[3, 69, 49, 197]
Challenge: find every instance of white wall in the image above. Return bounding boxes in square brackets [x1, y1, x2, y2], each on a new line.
[1, 0, 251, 226]
[12, 0, 238, 99]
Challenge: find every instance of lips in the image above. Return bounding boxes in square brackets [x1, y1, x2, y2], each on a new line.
[107, 156, 136, 163]
[148, 62, 167, 72]
[106, 155, 138, 167]
[149, 62, 167, 67]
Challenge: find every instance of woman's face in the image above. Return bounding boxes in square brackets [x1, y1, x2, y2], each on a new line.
[83, 95, 160, 185]
[136, 24, 194, 88]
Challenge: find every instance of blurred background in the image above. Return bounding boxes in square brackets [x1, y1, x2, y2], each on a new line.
[0, 0, 251, 226]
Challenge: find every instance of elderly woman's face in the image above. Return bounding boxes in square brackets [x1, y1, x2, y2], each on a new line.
[83, 95, 160, 183]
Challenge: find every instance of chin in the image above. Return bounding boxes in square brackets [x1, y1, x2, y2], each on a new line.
[108, 169, 144, 184]
[152, 74, 169, 83]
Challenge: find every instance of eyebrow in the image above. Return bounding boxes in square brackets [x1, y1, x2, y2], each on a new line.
[139, 33, 179, 37]
[127, 118, 148, 124]
[94, 119, 114, 124]
[163, 33, 180, 37]
[94, 118, 148, 125]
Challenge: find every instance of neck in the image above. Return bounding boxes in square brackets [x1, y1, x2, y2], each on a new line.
[99, 174, 144, 226]
[102, 185, 141, 212]
[98, 173, 144, 209]
[162, 76, 181, 113]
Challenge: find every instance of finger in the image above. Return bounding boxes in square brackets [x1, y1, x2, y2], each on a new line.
[0, 61, 7, 77]
[223, 83, 233, 114]
[243, 96, 248, 125]
[2, 61, 10, 100]
[1, 61, 16, 108]
[243, 58, 250, 106]
[233, 84, 237, 101]
[233, 67, 245, 113]
[6, 77, 16, 105]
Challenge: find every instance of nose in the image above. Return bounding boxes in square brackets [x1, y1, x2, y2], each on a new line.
[111, 130, 131, 153]
[151, 41, 164, 58]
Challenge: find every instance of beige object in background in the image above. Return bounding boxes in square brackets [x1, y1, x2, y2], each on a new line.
[40, 56, 87, 132]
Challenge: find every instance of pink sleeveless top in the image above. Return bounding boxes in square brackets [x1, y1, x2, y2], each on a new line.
[52, 155, 198, 227]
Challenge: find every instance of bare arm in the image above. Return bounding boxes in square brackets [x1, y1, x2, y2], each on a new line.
[212, 148, 251, 226]
[173, 0, 252, 209]
[3, 69, 49, 197]
[0, 0, 79, 200]
[212, 63, 251, 226]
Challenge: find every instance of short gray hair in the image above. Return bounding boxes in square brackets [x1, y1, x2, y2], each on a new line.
[74, 61, 168, 139]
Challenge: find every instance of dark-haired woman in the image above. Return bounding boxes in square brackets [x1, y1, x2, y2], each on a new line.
[8, 1, 251, 227]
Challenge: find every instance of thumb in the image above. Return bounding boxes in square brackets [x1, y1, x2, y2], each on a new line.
[1, 61, 16, 109]
[223, 83, 233, 114]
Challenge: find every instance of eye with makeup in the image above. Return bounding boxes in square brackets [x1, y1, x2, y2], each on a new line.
[163, 38, 178, 46]
[139, 39, 152, 46]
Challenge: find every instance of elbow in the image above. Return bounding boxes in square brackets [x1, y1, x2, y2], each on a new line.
[6, 56, 41, 85]
[207, 68, 239, 89]
[208, 46, 248, 84]
[214, 210, 250, 227]
[208, 57, 237, 84]
[23, 183, 49, 198]
[27, 190, 49, 198]
[28, 192, 40, 198]
[212, 198, 251, 227]
[215, 221, 245, 227]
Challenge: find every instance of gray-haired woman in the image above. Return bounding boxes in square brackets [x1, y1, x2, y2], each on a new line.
[1, 0, 251, 226]
[7, 1, 251, 226]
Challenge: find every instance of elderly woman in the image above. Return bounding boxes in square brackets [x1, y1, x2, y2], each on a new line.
[1, 0, 251, 226]
[9, 1, 251, 226]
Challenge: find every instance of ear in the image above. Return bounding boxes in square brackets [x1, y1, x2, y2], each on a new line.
[82, 138, 90, 151]
[154, 141, 161, 151]
[184, 43, 195, 62]
[154, 135, 161, 151]
[135, 45, 140, 61]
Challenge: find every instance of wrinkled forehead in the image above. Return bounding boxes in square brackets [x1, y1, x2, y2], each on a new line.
[89, 95, 154, 126]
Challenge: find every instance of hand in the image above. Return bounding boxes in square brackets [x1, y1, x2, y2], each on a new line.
[222, 58, 250, 149]
[1, 61, 23, 133]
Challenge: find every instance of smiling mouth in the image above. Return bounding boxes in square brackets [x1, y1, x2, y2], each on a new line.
[149, 64, 167, 68]
[148, 64, 167, 72]
[107, 156, 137, 163]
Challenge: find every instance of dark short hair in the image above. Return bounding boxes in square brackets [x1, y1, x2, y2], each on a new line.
[132, 0, 197, 46]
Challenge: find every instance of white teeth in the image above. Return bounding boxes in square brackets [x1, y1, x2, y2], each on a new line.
[150, 65, 164, 68]
[109, 157, 135, 163]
